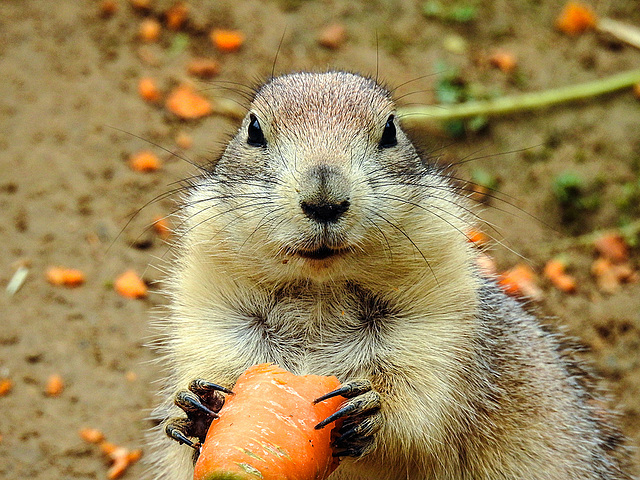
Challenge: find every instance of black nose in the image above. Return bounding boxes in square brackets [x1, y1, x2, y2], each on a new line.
[300, 199, 350, 224]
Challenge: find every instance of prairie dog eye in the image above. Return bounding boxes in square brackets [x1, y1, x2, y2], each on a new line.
[379, 114, 397, 149]
[247, 113, 267, 147]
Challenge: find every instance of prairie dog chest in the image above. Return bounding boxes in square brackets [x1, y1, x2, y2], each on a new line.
[235, 283, 396, 377]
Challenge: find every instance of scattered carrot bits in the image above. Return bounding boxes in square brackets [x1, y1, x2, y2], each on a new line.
[114, 270, 147, 299]
[489, 49, 517, 73]
[125, 371, 138, 382]
[467, 228, 489, 247]
[165, 84, 212, 119]
[45, 374, 64, 397]
[79, 428, 105, 444]
[186, 57, 220, 79]
[138, 77, 161, 103]
[591, 258, 637, 293]
[99, 0, 119, 18]
[152, 216, 172, 239]
[498, 263, 543, 300]
[165, 2, 188, 30]
[129, 150, 161, 172]
[210, 29, 244, 52]
[543, 258, 577, 293]
[46, 267, 86, 287]
[594, 233, 628, 263]
[555, 1, 597, 35]
[81, 432, 142, 479]
[139, 18, 161, 42]
[0, 378, 13, 396]
[105, 444, 142, 479]
[317, 23, 347, 49]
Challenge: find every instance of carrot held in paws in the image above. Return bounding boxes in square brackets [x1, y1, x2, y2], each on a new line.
[193, 363, 343, 480]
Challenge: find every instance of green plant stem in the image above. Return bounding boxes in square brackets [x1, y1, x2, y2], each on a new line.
[398, 68, 640, 126]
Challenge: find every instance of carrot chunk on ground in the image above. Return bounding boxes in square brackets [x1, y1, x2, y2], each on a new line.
[114, 270, 147, 298]
[153, 216, 172, 239]
[139, 18, 161, 42]
[0, 378, 13, 396]
[165, 2, 189, 30]
[543, 258, 577, 293]
[79, 428, 105, 444]
[45, 374, 64, 397]
[498, 263, 543, 300]
[129, 150, 161, 172]
[46, 267, 85, 287]
[556, 1, 597, 35]
[210, 29, 244, 52]
[166, 84, 212, 119]
[138, 77, 162, 103]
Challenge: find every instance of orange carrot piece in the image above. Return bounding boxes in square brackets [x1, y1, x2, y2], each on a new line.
[555, 1, 597, 35]
[543, 259, 576, 293]
[187, 58, 220, 79]
[165, 2, 189, 30]
[106, 446, 143, 479]
[138, 77, 162, 103]
[114, 270, 148, 298]
[99, 0, 119, 18]
[166, 84, 212, 119]
[0, 378, 13, 396]
[129, 150, 161, 172]
[489, 50, 517, 73]
[594, 233, 628, 263]
[591, 258, 638, 293]
[79, 428, 105, 444]
[46, 267, 85, 287]
[139, 18, 161, 42]
[634, 83, 640, 99]
[153, 215, 172, 239]
[498, 264, 543, 300]
[194, 364, 343, 480]
[317, 23, 347, 50]
[45, 374, 64, 397]
[467, 228, 489, 247]
[210, 29, 245, 52]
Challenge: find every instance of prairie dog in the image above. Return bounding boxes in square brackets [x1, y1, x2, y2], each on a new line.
[149, 71, 631, 479]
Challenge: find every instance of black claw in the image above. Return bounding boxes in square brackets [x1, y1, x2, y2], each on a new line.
[188, 379, 229, 413]
[188, 378, 234, 396]
[316, 403, 357, 430]
[314, 380, 371, 404]
[165, 420, 200, 450]
[315, 389, 381, 430]
[175, 390, 219, 418]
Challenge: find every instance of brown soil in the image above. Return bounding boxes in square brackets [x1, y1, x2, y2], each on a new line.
[1, 1, 638, 478]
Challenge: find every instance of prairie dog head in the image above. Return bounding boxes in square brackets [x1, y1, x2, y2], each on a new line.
[183, 71, 473, 286]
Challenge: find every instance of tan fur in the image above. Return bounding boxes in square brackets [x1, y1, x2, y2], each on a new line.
[148, 71, 631, 479]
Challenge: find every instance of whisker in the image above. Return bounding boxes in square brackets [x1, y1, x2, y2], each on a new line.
[364, 206, 438, 286]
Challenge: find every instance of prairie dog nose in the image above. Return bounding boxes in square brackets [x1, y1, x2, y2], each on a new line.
[299, 165, 350, 224]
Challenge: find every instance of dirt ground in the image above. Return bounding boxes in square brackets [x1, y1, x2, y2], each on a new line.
[1, 0, 639, 478]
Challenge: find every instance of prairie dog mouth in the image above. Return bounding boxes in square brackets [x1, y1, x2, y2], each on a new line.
[295, 246, 345, 260]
